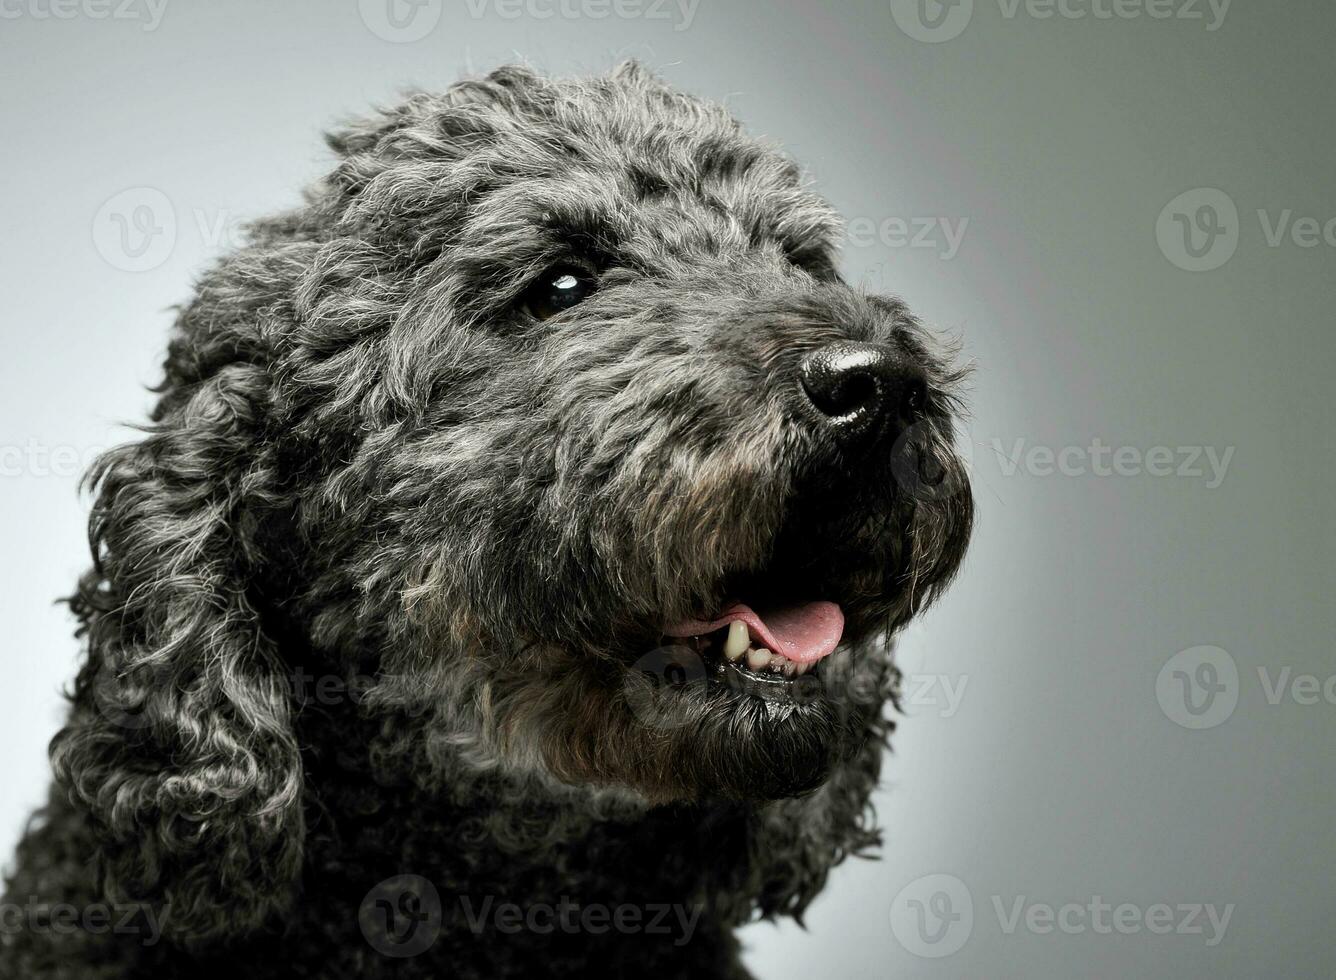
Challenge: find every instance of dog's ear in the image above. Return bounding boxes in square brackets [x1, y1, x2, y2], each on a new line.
[50, 357, 302, 946]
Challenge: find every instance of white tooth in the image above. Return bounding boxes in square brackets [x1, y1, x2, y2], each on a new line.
[746, 647, 772, 671]
[778, 658, 797, 678]
[723, 621, 749, 661]
[793, 661, 811, 676]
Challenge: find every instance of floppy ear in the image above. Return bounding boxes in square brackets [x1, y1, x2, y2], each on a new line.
[50, 357, 302, 946]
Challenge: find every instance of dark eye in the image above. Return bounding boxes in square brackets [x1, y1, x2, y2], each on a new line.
[520, 265, 599, 321]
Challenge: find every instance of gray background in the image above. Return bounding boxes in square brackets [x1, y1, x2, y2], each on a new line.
[2, 0, 1333, 976]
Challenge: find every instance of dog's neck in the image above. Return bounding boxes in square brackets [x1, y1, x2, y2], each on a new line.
[258, 612, 890, 975]
[288, 692, 771, 973]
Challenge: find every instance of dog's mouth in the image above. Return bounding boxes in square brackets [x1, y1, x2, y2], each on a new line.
[660, 600, 845, 684]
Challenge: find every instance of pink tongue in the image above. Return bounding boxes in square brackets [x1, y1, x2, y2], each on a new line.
[664, 601, 845, 665]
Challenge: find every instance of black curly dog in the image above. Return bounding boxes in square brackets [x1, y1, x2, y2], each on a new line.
[1, 62, 972, 978]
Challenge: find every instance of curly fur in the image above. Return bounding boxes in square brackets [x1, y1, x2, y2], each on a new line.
[1, 62, 972, 978]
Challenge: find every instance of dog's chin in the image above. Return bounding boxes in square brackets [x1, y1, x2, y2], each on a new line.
[613, 648, 876, 802]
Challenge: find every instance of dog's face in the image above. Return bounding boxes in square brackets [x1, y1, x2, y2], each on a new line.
[261, 63, 973, 803]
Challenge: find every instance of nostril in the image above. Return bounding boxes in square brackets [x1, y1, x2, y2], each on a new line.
[802, 367, 879, 420]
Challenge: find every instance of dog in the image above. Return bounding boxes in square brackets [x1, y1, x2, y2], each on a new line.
[0, 61, 973, 978]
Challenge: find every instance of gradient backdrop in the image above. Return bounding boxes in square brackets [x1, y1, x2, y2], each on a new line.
[2, 1, 1332, 976]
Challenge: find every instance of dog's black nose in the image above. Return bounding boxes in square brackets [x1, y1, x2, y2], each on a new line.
[799, 341, 927, 443]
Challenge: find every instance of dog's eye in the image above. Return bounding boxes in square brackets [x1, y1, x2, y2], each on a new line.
[520, 265, 599, 321]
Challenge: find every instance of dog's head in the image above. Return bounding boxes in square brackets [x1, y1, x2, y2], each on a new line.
[52, 62, 972, 943]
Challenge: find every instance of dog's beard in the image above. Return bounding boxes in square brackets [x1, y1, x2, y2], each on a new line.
[376, 632, 895, 804]
[567, 636, 897, 802]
